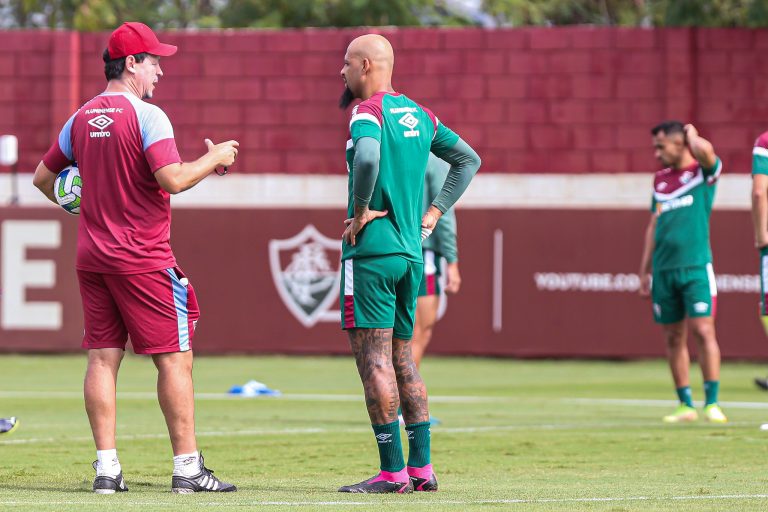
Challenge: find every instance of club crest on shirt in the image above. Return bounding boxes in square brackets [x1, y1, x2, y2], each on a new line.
[680, 170, 695, 184]
[269, 225, 341, 328]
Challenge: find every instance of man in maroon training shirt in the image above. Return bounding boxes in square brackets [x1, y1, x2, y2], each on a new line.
[33, 22, 239, 494]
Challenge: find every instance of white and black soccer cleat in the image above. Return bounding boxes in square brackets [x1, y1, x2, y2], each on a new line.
[92, 461, 128, 494]
[171, 452, 237, 493]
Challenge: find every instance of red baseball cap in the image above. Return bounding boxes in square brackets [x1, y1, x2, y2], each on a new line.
[107, 22, 177, 60]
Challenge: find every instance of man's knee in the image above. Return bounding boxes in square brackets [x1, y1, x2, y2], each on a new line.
[415, 298, 438, 334]
[356, 350, 395, 380]
[392, 356, 416, 379]
[370, 359, 393, 373]
[87, 348, 124, 368]
[414, 322, 434, 343]
[662, 324, 685, 348]
[152, 351, 193, 373]
[690, 320, 717, 344]
[392, 340, 419, 378]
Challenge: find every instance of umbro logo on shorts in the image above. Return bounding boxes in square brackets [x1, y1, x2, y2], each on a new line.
[693, 302, 709, 313]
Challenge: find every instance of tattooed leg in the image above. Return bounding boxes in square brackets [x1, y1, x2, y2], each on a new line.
[392, 337, 429, 424]
[348, 328, 400, 425]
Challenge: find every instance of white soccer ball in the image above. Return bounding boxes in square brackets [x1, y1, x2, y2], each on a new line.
[54, 165, 82, 215]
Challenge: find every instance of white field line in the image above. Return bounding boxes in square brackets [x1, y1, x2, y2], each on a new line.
[3, 393, 765, 446]
[0, 419, 760, 446]
[568, 398, 768, 410]
[1, 494, 768, 507]
[2, 391, 768, 410]
[0, 424, 611, 445]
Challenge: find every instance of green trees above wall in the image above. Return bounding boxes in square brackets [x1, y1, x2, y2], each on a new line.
[2, 0, 767, 30]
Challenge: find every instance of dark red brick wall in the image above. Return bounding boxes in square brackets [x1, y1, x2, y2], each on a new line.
[1, 27, 765, 174]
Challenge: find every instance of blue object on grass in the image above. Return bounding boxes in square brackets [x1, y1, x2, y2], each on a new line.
[228, 380, 281, 397]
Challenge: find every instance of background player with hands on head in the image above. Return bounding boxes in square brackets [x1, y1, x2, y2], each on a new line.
[639, 121, 726, 425]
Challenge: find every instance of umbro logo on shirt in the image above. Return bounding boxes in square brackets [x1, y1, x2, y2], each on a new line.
[88, 114, 114, 130]
[398, 113, 420, 138]
[88, 114, 114, 138]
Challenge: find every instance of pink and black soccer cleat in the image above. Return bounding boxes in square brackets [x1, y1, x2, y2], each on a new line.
[408, 464, 438, 492]
[338, 470, 413, 494]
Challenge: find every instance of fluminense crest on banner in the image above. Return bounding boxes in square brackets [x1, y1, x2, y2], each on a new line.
[269, 225, 341, 328]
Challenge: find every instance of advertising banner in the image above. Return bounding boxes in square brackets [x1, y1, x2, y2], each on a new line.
[2, 203, 764, 359]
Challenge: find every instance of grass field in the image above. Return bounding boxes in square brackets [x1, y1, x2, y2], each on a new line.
[2, 355, 768, 511]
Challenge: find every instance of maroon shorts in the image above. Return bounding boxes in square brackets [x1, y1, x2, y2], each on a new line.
[77, 267, 199, 354]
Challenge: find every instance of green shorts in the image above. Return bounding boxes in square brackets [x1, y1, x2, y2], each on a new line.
[417, 250, 441, 297]
[651, 263, 717, 324]
[340, 255, 423, 340]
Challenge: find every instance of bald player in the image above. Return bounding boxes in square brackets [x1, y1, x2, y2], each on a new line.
[338, 34, 481, 494]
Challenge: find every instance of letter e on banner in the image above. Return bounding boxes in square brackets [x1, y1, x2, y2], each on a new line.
[1, 220, 62, 329]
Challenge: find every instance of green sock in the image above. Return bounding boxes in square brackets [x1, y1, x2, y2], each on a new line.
[676, 386, 694, 408]
[372, 421, 405, 472]
[704, 380, 720, 406]
[405, 421, 431, 468]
